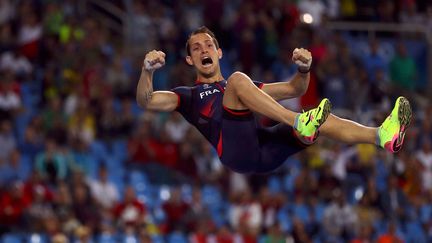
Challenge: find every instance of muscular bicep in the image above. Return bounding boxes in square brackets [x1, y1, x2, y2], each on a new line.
[261, 82, 299, 101]
[139, 91, 179, 112]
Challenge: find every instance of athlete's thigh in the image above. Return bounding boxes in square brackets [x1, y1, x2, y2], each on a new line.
[223, 72, 250, 110]
[220, 112, 260, 173]
[256, 124, 308, 173]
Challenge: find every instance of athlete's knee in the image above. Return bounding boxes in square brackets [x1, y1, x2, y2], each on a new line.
[227, 71, 250, 90]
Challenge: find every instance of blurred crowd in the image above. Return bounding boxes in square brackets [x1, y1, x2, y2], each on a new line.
[0, 0, 432, 242]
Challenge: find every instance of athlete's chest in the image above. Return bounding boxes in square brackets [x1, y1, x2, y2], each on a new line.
[194, 82, 226, 118]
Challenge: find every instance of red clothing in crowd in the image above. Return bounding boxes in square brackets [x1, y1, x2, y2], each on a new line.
[113, 199, 146, 226]
[0, 189, 31, 226]
[162, 200, 190, 232]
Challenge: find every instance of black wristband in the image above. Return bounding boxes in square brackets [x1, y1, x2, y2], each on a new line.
[298, 67, 310, 74]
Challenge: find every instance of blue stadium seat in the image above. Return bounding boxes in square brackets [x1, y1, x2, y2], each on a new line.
[97, 233, 117, 243]
[112, 139, 127, 160]
[405, 221, 427, 243]
[277, 208, 292, 233]
[151, 235, 164, 243]
[292, 203, 310, 223]
[202, 184, 222, 209]
[420, 205, 432, 223]
[268, 175, 282, 193]
[122, 235, 138, 243]
[2, 233, 22, 243]
[166, 232, 188, 243]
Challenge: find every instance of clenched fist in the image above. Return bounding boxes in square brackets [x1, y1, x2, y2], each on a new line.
[292, 48, 312, 73]
[144, 50, 166, 71]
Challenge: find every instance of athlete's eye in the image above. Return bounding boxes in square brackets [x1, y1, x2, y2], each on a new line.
[208, 44, 213, 48]
[193, 47, 199, 51]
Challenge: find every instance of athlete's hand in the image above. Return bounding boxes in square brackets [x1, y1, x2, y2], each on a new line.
[292, 48, 312, 73]
[144, 50, 166, 71]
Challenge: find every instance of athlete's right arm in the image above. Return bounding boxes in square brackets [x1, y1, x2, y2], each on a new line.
[136, 50, 178, 112]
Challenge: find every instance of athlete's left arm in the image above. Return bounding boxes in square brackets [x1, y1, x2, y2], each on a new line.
[261, 48, 312, 101]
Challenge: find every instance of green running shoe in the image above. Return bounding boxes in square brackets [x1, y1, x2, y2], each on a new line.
[378, 96, 412, 153]
[294, 98, 332, 143]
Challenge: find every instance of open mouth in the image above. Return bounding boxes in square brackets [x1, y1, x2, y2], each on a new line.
[201, 57, 213, 67]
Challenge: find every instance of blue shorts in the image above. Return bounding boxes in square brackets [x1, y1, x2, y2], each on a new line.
[219, 108, 307, 174]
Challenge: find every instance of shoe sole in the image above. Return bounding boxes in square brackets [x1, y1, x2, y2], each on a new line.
[396, 96, 412, 147]
[316, 99, 332, 129]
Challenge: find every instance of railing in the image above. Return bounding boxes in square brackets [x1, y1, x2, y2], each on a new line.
[325, 21, 432, 95]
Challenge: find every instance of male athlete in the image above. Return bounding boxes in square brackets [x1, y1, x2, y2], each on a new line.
[136, 26, 412, 174]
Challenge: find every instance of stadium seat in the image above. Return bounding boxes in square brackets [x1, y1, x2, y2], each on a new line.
[2, 233, 22, 243]
[292, 203, 310, 223]
[268, 175, 282, 193]
[151, 235, 164, 243]
[97, 233, 117, 243]
[405, 221, 427, 243]
[166, 232, 188, 243]
[122, 234, 138, 243]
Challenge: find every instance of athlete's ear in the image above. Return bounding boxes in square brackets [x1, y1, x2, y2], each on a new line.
[185, 55, 193, 66]
[218, 48, 223, 59]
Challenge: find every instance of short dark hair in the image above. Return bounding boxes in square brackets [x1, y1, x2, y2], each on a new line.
[185, 26, 220, 56]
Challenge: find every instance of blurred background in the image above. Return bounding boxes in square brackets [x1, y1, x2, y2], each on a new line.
[0, 0, 431, 242]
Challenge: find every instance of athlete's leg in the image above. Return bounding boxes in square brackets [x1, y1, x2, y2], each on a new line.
[256, 124, 308, 173]
[320, 97, 412, 152]
[223, 71, 297, 126]
[319, 114, 377, 144]
[223, 71, 330, 141]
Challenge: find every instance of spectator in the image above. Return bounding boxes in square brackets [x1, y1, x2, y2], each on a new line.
[35, 138, 69, 185]
[72, 184, 100, 230]
[162, 186, 190, 232]
[127, 119, 157, 164]
[362, 39, 386, 82]
[52, 183, 79, 235]
[390, 42, 417, 91]
[291, 218, 312, 243]
[262, 223, 286, 243]
[117, 98, 135, 138]
[41, 96, 67, 133]
[0, 119, 16, 161]
[350, 224, 374, 243]
[183, 187, 211, 231]
[0, 49, 32, 76]
[19, 122, 44, 160]
[89, 164, 119, 210]
[0, 74, 22, 120]
[379, 175, 408, 222]
[0, 181, 31, 233]
[0, 149, 25, 186]
[52, 233, 69, 243]
[376, 222, 403, 243]
[323, 189, 358, 241]
[417, 138, 432, 191]
[228, 188, 262, 235]
[67, 97, 96, 145]
[165, 112, 190, 144]
[113, 186, 146, 229]
[105, 55, 131, 97]
[195, 141, 224, 183]
[25, 184, 55, 232]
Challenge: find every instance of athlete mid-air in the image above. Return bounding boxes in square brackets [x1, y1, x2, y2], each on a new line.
[136, 26, 412, 174]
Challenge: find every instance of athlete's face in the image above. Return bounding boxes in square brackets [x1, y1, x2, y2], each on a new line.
[186, 33, 222, 78]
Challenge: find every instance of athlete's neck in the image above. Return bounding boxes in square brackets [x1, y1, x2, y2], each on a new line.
[196, 72, 224, 84]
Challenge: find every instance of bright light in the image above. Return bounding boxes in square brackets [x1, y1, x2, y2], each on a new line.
[301, 13, 314, 24]
[354, 187, 364, 201]
[160, 186, 171, 201]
